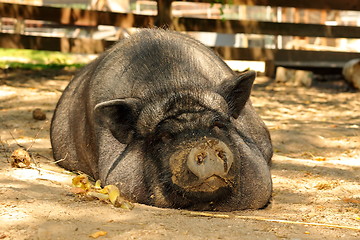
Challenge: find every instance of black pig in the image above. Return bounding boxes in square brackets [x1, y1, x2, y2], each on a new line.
[51, 29, 272, 211]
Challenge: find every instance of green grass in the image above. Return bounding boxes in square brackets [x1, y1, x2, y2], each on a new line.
[0, 48, 92, 70]
[0, 62, 85, 70]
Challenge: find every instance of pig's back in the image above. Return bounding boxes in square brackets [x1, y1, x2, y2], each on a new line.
[51, 29, 234, 178]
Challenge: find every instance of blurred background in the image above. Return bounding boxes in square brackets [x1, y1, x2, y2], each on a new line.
[1, 0, 360, 78]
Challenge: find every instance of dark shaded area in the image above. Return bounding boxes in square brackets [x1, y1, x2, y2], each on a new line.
[0, 68, 76, 86]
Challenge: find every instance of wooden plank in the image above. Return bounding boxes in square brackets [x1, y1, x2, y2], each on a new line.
[1, 33, 359, 67]
[176, 17, 360, 38]
[182, 0, 360, 11]
[0, 3, 156, 27]
[0, 33, 114, 53]
[2, 3, 360, 39]
[213, 46, 360, 63]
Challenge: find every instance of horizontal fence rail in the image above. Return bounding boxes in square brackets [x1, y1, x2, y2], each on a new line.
[0, 3, 156, 27]
[1, 1, 360, 73]
[182, 0, 360, 11]
[0, 32, 113, 54]
[2, 32, 360, 66]
[177, 18, 360, 39]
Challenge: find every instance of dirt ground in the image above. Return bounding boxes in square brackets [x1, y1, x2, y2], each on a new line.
[0, 68, 359, 240]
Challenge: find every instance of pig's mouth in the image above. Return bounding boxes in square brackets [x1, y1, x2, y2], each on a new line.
[169, 173, 235, 203]
[179, 175, 234, 193]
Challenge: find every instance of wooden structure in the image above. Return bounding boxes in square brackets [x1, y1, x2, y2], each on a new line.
[1, 0, 360, 74]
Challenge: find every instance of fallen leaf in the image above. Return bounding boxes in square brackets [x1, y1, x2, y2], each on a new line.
[72, 174, 92, 191]
[72, 174, 86, 187]
[104, 185, 120, 205]
[10, 148, 31, 168]
[0, 233, 8, 239]
[342, 198, 360, 204]
[315, 181, 339, 190]
[87, 191, 109, 201]
[314, 157, 326, 161]
[89, 230, 107, 238]
[114, 198, 135, 210]
[70, 175, 134, 209]
[94, 180, 102, 189]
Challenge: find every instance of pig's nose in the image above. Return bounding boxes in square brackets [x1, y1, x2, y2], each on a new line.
[187, 139, 233, 180]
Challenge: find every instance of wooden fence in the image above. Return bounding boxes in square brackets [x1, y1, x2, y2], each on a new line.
[1, 0, 360, 75]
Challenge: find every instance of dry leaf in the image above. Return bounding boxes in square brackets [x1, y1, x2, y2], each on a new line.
[10, 148, 31, 168]
[342, 198, 360, 204]
[94, 180, 102, 189]
[314, 157, 326, 161]
[70, 175, 134, 209]
[87, 191, 109, 201]
[72, 174, 86, 187]
[72, 174, 92, 191]
[315, 183, 331, 190]
[315, 181, 339, 190]
[89, 230, 107, 238]
[114, 197, 135, 210]
[104, 185, 120, 205]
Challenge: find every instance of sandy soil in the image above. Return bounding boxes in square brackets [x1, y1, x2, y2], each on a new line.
[0, 69, 359, 240]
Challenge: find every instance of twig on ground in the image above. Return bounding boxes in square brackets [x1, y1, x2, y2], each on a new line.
[184, 211, 360, 231]
[0, 136, 10, 162]
[27, 120, 49, 169]
[9, 131, 25, 148]
[234, 215, 360, 231]
[27, 120, 48, 151]
[33, 153, 51, 161]
[29, 165, 74, 176]
[53, 153, 68, 164]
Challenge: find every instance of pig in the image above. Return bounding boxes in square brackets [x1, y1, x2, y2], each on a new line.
[50, 29, 272, 211]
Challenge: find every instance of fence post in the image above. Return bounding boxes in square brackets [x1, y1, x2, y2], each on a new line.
[15, 18, 25, 34]
[156, 0, 173, 28]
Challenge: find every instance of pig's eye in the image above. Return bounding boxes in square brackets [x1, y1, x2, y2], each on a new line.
[212, 121, 226, 130]
[158, 132, 173, 143]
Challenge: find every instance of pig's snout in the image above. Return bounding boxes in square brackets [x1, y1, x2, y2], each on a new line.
[169, 137, 235, 193]
[187, 139, 233, 180]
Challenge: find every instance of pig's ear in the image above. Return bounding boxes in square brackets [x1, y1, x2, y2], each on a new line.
[217, 70, 256, 119]
[94, 98, 141, 144]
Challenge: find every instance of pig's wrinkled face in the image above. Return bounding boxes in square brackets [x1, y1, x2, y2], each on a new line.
[138, 91, 241, 201]
[94, 71, 257, 205]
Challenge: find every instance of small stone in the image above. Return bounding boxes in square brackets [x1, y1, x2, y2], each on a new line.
[343, 58, 360, 90]
[275, 67, 313, 87]
[32, 108, 46, 120]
